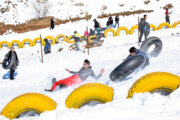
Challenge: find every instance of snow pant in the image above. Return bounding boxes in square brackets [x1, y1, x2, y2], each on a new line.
[75, 42, 80, 51]
[139, 31, 147, 42]
[95, 28, 100, 35]
[10, 68, 15, 79]
[51, 75, 82, 90]
[114, 22, 119, 28]
[165, 16, 170, 24]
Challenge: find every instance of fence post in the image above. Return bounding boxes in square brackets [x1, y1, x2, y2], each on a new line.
[40, 34, 44, 63]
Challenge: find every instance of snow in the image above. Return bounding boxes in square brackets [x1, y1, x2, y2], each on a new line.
[0, 0, 180, 120]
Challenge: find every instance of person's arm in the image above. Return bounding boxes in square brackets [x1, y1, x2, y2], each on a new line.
[91, 69, 104, 80]
[66, 67, 82, 74]
[123, 54, 131, 61]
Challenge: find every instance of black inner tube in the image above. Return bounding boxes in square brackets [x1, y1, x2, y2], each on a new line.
[140, 36, 162, 57]
[110, 55, 145, 81]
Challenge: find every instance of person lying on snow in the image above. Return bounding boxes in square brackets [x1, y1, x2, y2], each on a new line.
[45, 59, 104, 92]
[124, 47, 149, 68]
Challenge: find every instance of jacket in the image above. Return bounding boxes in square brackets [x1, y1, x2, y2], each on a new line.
[70, 66, 101, 81]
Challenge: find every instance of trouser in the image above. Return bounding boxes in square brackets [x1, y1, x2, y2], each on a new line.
[10, 68, 15, 79]
[75, 42, 80, 51]
[95, 28, 100, 35]
[165, 16, 170, 24]
[114, 22, 119, 28]
[51, 75, 82, 90]
[139, 31, 147, 42]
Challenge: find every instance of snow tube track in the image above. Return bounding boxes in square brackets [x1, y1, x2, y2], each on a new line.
[1, 93, 57, 119]
[65, 83, 114, 109]
[127, 72, 180, 98]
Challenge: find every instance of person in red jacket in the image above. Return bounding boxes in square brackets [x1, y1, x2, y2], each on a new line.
[45, 59, 104, 92]
[165, 8, 172, 24]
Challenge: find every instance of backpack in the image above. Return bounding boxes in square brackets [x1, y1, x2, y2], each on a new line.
[143, 22, 150, 36]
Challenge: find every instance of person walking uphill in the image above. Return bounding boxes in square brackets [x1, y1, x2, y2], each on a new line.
[138, 15, 150, 42]
[45, 59, 104, 92]
[93, 19, 101, 35]
[73, 31, 81, 51]
[50, 17, 55, 30]
[4, 47, 19, 80]
[114, 15, 119, 28]
[165, 8, 172, 24]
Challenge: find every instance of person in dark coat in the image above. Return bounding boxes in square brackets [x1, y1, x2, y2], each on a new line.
[45, 59, 104, 91]
[44, 39, 51, 54]
[139, 15, 149, 42]
[5, 47, 19, 80]
[93, 19, 101, 35]
[107, 16, 114, 28]
[114, 15, 119, 28]
[50, 17, 55, 30]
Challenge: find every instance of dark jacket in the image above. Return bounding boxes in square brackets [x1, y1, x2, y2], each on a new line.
[115, 16, 119, 22]
[139, 18, 145, 32]
[5, 51, 19, 69]
[108, 17, 113, 25]
[44, 39, 51, 54]
[50, 18, 54, 28]
[94, 20, 100, 28]
[70, 66, 101, 81]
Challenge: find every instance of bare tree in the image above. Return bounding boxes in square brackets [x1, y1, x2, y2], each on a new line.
[32, 0, 49, 19]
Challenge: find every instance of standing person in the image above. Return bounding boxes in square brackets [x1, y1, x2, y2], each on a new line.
[139, 15, 149, 42]
[45, 59, 105, 92]
[4, 47, 19, 80]
[50, 17, 55, 30]
[44, 39, 51, 54]
[93, 19, 101, 35]
[74, 31, 81, 51]
[108, 16, 114, 28]
[114, 15, 119, 28]
[165, 8, 172, 24]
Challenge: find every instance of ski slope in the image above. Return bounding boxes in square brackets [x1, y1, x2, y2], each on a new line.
[1, 0, 180, 120]
[0, 25, 180, 120]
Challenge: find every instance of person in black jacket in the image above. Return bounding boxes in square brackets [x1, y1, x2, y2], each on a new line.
[50, 17, 55, 30]
[108, 16, 114, 28]
[139, 15, 149, 42]
[44, 39, 51, 54]
[5, 47, 19, 80]
[93, 19, 101, 34]
[114, 15, 119, 28]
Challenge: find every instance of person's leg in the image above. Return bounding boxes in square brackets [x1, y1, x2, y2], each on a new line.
[51, 75, 82, 90]
[139, 31, 143, 42]
[75, 42, 80, 51]
[117, 22, 119, 28]
[114, 22, 117, 28]
[10, 68, 15, 80]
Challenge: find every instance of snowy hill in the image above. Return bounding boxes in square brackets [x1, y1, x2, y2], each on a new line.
[0, 0, 180, 120]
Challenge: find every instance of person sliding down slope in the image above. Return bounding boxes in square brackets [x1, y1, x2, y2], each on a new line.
[124, 47, 149, 68]
[45, 59, 104, 92]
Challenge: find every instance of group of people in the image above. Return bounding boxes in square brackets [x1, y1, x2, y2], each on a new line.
[4, 45, 149, 93]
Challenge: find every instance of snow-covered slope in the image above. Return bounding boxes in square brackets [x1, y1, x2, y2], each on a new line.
[1, 0, 180, 120]
[0, 26, 180, 120]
